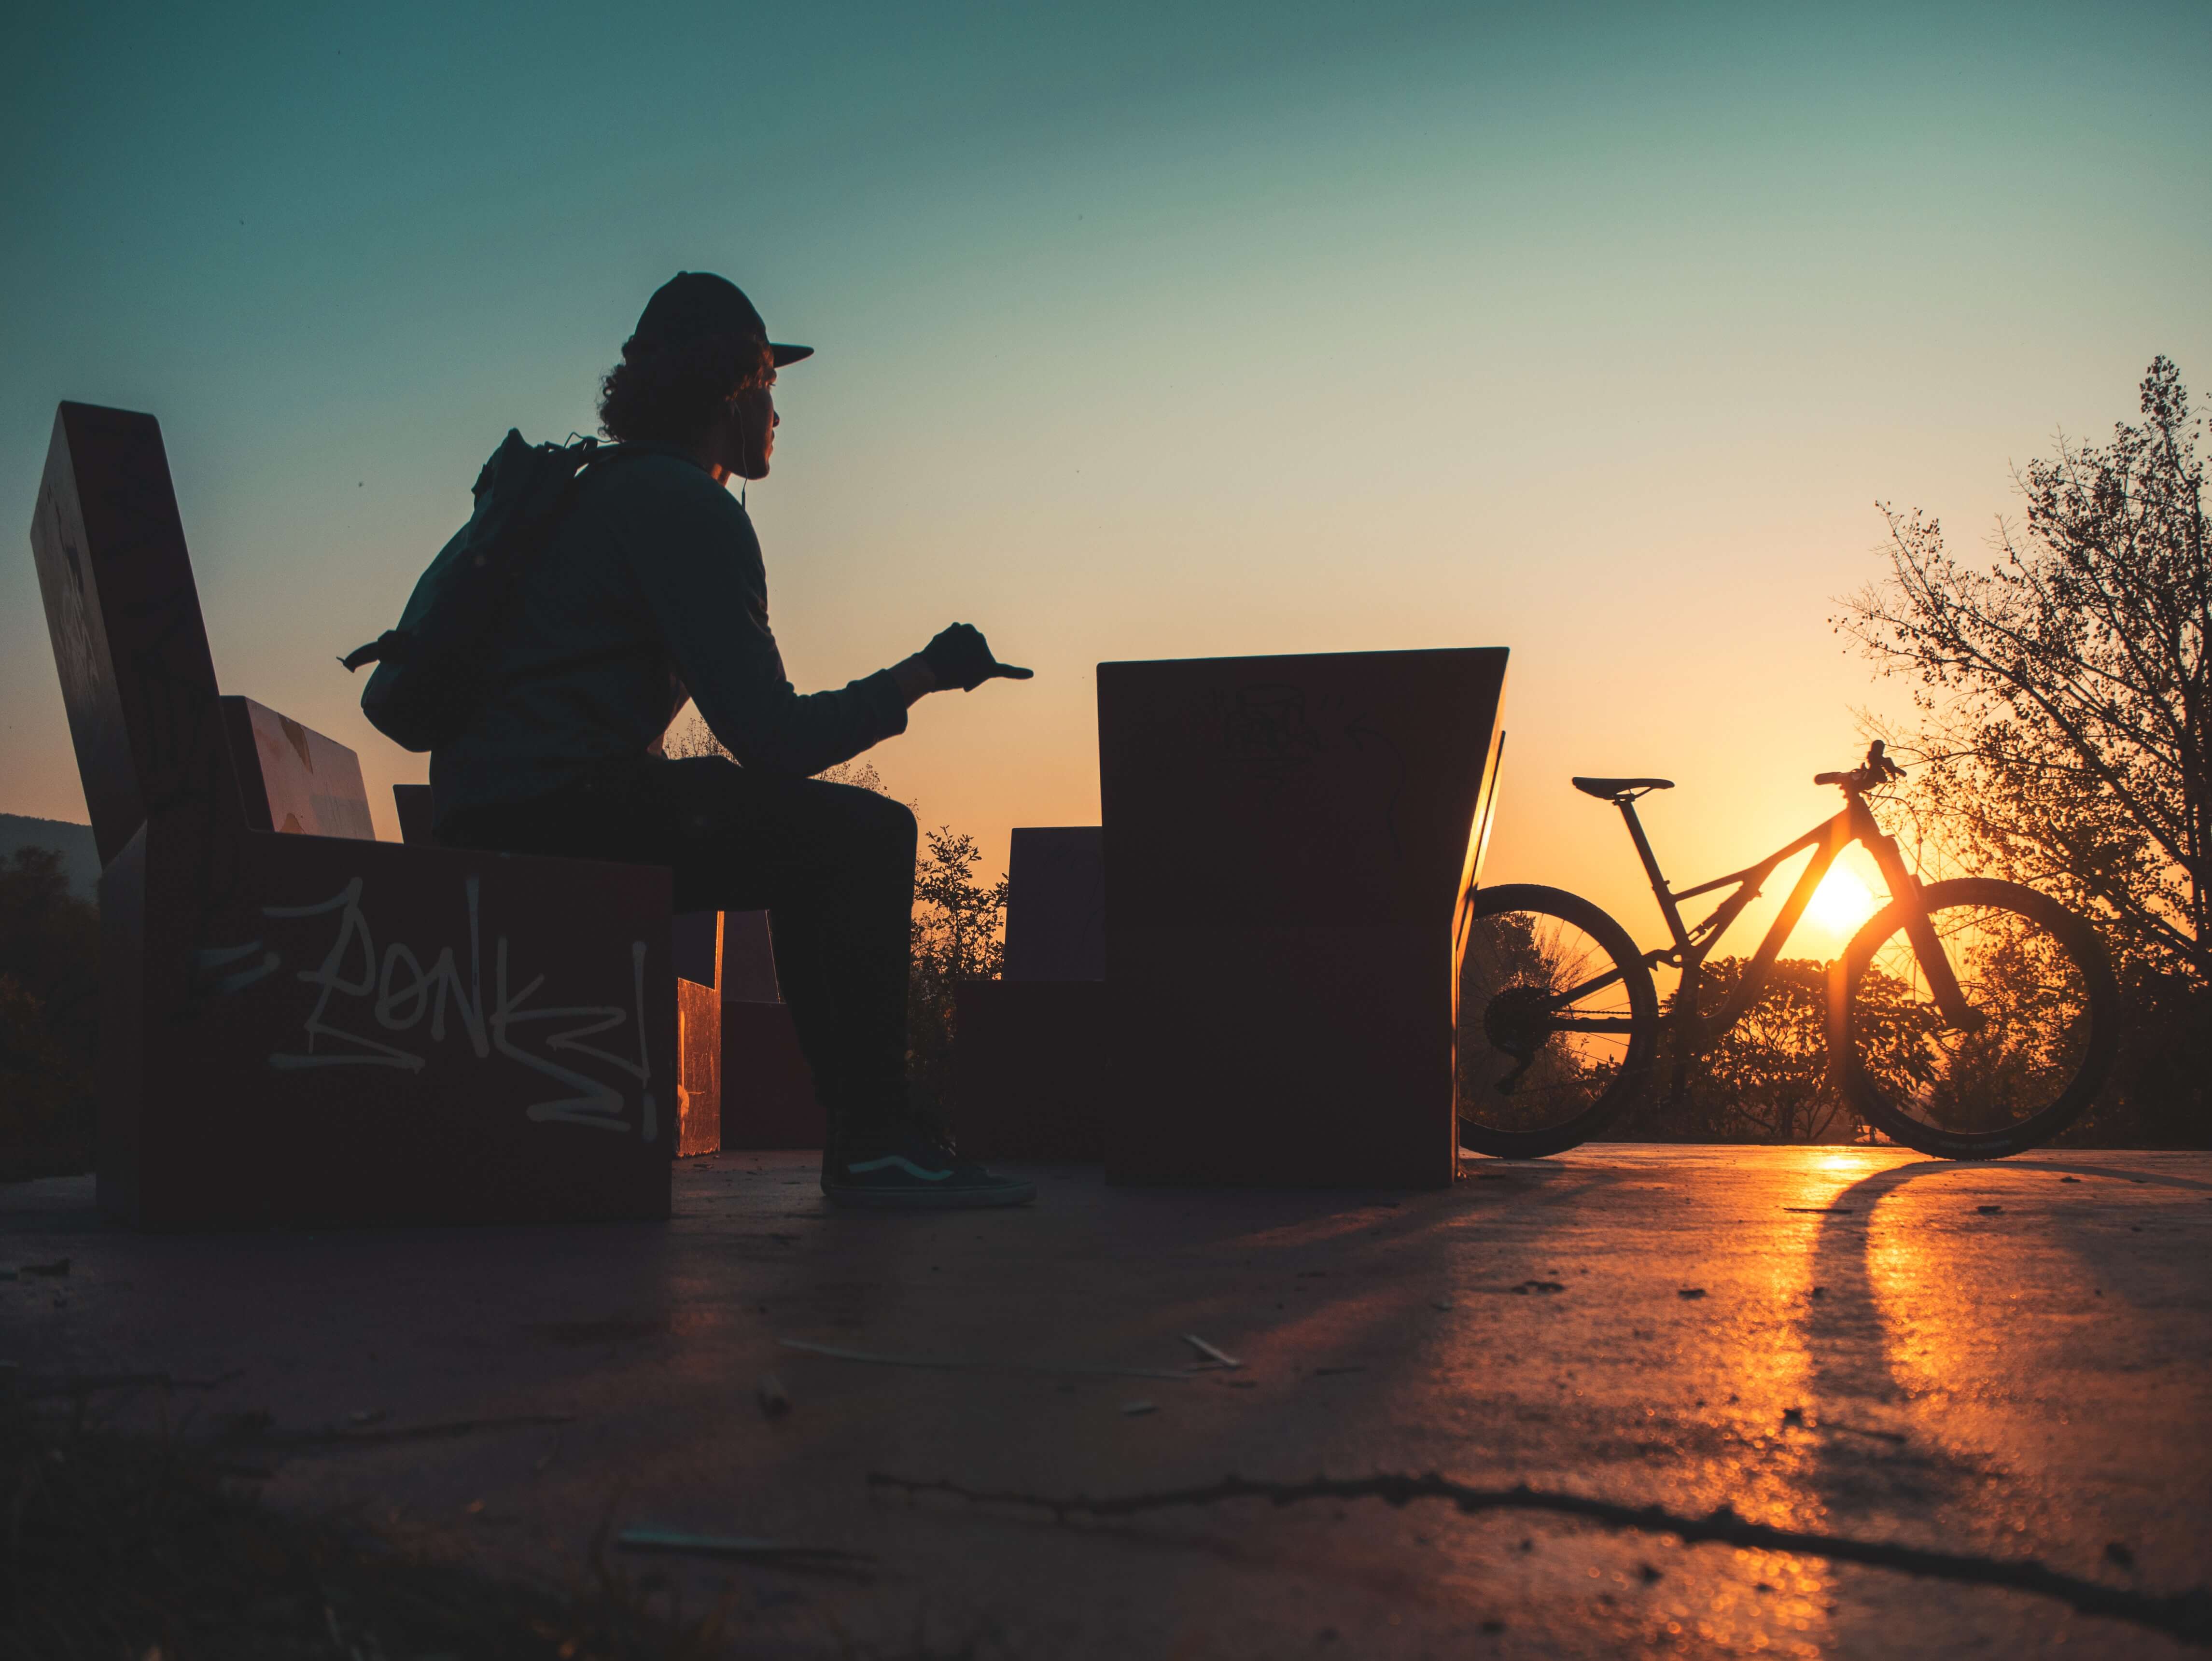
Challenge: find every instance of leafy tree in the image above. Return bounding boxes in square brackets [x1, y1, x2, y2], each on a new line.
[907, 826, 1008, 1110]
[1841, 356, 2207, 987]
[1841, 355, 2208, 1144]
[1628, 958, 1925, 1145]
[1681, 959, 1846, 1143]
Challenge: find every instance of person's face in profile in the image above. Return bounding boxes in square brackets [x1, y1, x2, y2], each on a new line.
[731, 375, 778, 479]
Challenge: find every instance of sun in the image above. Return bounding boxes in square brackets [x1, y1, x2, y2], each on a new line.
[1806, 864, 1880, 938]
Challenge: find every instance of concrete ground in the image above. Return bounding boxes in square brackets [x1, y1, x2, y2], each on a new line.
[5, 1145, 2209, 1659]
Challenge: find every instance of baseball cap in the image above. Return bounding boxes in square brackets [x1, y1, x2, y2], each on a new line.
[632, 272, 813, 366]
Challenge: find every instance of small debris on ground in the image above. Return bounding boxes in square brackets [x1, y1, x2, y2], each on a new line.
[1677, 1288, 1707, 1300]
[1180, 1334, 1242, 1369]
[1977, 1205, 2003, 1214]
[1809, 1286, 1827, 1299]
[1120, 1400, 1157, 1417]
[1780, 1406, 1806, 1427]
[1638, 1562, 1664, 1584]
[2106, 1541, 2135, 1568]
[756, 1373, 791, 1418]
[1430, 1299, 1455, 1311]
[1511, 1280, 1565, 1295]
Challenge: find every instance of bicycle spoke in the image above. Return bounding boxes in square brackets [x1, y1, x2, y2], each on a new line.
[1551, 964, 1629, 1006]
[1851, 900, 2096, 1136]
[1459, 905, 1641, 1138]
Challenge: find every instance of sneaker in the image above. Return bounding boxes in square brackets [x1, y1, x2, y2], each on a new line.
[822, 1130, 1036, 1209]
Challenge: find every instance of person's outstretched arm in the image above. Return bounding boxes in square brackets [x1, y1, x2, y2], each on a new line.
[626, 475, 1022, 776]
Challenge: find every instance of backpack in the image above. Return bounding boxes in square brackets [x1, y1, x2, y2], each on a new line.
[342, 431, 635, 753]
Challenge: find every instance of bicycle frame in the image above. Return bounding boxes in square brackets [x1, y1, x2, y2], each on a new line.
[1611, 787, 1976, 1051]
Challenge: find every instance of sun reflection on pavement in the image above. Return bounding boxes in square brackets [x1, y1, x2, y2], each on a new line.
[1655, 1154, 1890, 1653]
[1812, 1151, 1878, 1174]
[1252, 1148, 2173, 1655]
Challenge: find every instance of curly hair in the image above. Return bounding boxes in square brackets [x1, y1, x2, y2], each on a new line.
[596, 330, 774, 443]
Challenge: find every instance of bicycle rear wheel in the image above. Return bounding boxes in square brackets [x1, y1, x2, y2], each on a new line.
[1456, 884, 1658, 1159]
[1836, 878, 2118, 1158]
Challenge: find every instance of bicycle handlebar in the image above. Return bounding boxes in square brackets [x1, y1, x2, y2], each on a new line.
[1815, 739, 1905, 793]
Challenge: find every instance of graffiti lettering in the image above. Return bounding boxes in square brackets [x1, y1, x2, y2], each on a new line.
[200, 874, 654, 1138]
[264, 878, 423, 1071]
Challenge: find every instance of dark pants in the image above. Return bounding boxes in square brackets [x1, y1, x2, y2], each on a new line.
[443, 758, 917, 1140]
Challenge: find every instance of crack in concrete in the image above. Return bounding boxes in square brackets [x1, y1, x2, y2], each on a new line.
[869, 1470, 2212, 1646]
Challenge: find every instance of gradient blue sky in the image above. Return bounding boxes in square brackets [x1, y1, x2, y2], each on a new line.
[6, 0, 2207, 947]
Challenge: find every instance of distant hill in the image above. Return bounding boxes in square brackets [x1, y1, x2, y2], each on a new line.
[0, 814, 99, 900]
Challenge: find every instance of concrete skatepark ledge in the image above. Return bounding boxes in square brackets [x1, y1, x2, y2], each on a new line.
[6, 1145, 2208, 1657]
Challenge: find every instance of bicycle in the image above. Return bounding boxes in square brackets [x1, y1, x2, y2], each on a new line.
[1455, 741, 2118, 1160]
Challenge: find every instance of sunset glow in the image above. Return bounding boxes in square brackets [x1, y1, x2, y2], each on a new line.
[1805, 864, 1879, 941]
[0, 10, 2201, 1659]
[0, 4, 2204, 947]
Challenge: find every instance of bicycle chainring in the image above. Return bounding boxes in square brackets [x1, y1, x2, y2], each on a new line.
[1481, 983, 1557, 1061]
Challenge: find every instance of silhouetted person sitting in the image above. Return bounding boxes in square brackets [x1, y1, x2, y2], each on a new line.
[434, 272, 1035, 1208]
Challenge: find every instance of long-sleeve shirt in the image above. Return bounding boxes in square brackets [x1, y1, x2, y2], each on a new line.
[431, 446, 907, 826]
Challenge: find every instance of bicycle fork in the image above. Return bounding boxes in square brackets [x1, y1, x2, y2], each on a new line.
[1827, 803, 1983, 1062]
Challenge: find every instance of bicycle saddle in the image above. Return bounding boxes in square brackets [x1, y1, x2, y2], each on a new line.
[1572, 776, 1675, 800]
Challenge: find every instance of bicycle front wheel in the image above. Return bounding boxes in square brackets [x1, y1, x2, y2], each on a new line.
[1836, 878, 2118, 1159]
[1456, 884, 1659, 1159]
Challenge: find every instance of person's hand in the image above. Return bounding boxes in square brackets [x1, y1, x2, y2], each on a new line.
[920, 623, 1034, 692]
